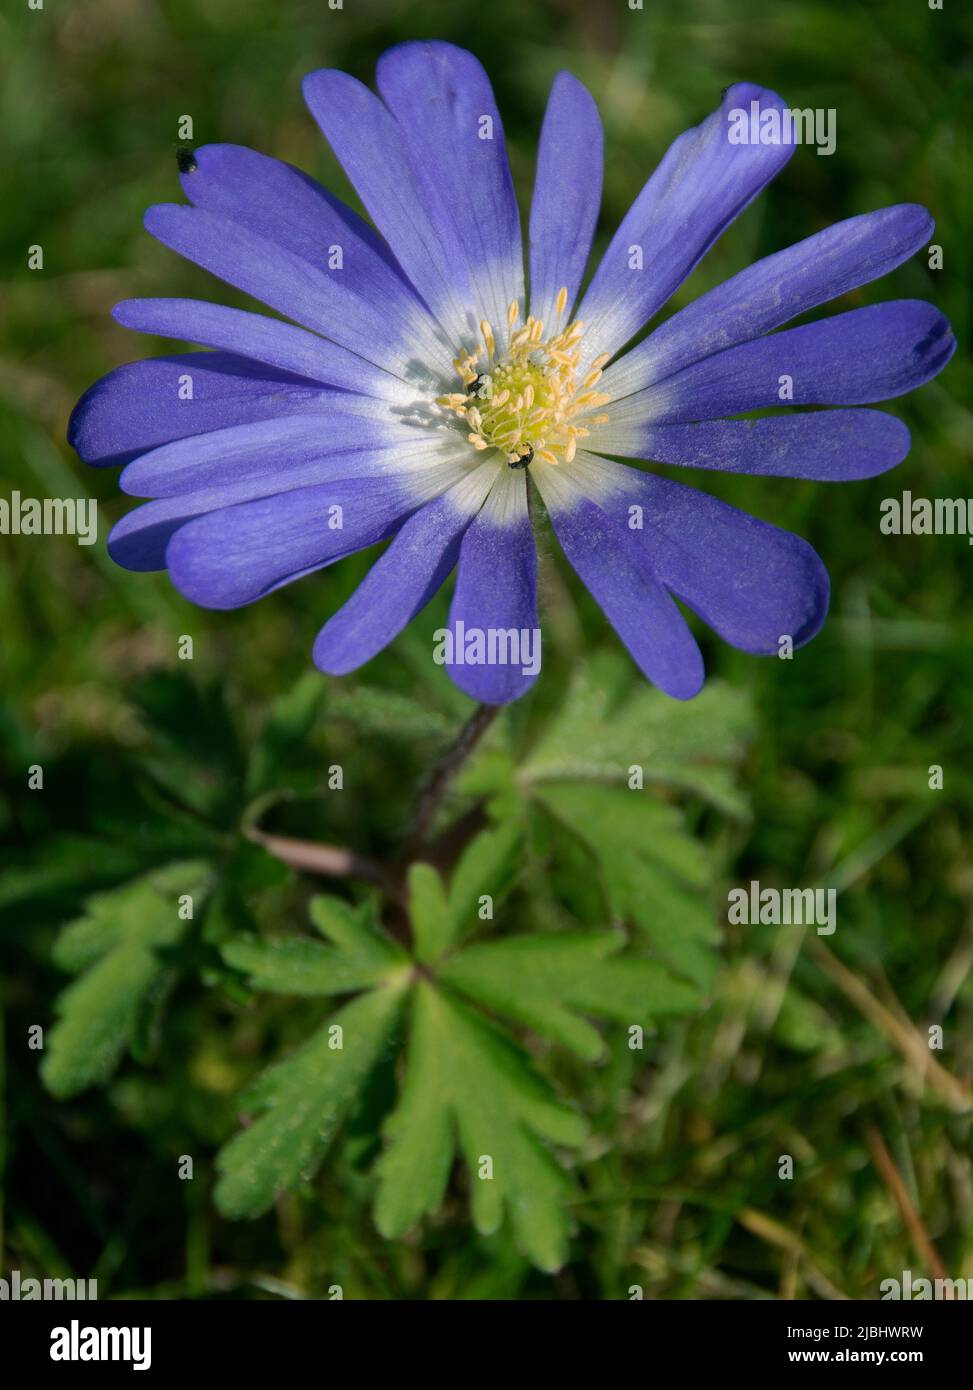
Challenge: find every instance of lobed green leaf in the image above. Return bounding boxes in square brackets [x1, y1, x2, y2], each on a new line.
[215, 986, 405, 1219]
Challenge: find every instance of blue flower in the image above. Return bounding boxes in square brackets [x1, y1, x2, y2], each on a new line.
[70, 41, 955, 703]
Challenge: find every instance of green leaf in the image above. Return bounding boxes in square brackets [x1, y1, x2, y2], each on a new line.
[0, 835, 150, 916]
[199, 839, 289, 948]
[521, 654, 754, 818]
[41, 861, 211, 1098]
[133, 672, 244, 821]
[408, 822, 522, 965]
[308, 894, 403, 959]
[214, 871, 701, 1266]
[445, 659, 746, 996]
[327, 684, 455, 743]
[774, 989, 847, 1054]
[407, 862, 452, 965]
[445, 819, 522, 943]
[223, 895, 407, 996]
[535, 783, 721, 990]
[441, 930, 700, 1061]
[373, 984, 586, 1272]
[215, 986, 405, 1218]
[245, 671, 327, 798]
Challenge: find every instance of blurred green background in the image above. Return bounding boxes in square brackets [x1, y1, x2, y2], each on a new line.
[2, 0, 972, 1299]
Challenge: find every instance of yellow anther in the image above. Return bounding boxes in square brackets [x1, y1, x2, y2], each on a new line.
[480, 319, 496, 361]
[439, 307, 611, 465]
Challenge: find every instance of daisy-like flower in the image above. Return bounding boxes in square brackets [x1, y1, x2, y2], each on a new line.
[70, 41, 955, 703]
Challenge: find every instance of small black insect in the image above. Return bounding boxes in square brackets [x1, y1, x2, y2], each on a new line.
[176, 146, 198, 175]
[509, 443, 534, 470]
[467, 373, 490, 399]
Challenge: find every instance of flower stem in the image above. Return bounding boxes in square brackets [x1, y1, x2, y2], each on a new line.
[406, 702, 500, 858]
[245, 703, 501, 913]
[245, 825, 401, 900]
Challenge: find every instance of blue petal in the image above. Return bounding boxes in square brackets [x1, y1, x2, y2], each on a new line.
[594, 409, 911, 480]
[606, 204, 935, 397]
[528, 72, 603, 329]
[305, 44, 525, 349]
[144, 203, 426, 377]
[113, 299, 412, 401]
[313, 465, 500, 675]
[164, 474, 422, 608]
[68, 353, 336, 470]
[375, 42, 525, 345]
[616, 301, 955, 422]
[562, 455, 830, 655]
[119, 412, 405, 498]
[534, 465, 704, 699]
[576, 83, 795, 365]
[165, 144, 447, 371]
[179, 142, 404, 274]
[303, 65, 473, 345]
[108, 443, 416, 572]
[444, 471, 540, 704]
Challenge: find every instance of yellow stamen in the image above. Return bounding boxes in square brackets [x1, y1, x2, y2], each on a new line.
[480, 319, 496, 361]
[438, 307, 611, 465]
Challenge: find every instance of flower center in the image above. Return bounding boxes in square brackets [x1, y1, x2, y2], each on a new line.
[436, 288, 611, 468]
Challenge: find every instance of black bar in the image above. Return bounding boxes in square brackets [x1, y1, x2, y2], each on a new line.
[0, 1297, 967, 1375]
